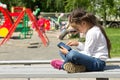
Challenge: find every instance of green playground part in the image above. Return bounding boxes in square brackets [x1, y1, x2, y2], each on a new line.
[15, 23, 24, 32]
[19, 14, 33, 39]
[15, 14, 33, 39]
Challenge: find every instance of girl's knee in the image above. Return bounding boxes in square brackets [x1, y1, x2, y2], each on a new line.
[66, 50, 77, 61]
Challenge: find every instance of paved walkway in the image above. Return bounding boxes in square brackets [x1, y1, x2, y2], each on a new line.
[0, 30, 63, 60]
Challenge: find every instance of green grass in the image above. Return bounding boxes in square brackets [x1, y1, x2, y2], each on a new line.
[105, 28, 120, 58]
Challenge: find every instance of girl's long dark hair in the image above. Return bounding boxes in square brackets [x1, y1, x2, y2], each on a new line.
[69, 8, 111, 58]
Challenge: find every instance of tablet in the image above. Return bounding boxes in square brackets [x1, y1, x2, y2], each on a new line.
[57, 42, 72, 51]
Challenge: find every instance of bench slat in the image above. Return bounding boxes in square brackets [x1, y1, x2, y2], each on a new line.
[0, 65, 119, 78]
[106, 58, 120, 63]
[0, 72, 119, 78]
[0, 60, 51, 65]
[0, 58, 119, 65]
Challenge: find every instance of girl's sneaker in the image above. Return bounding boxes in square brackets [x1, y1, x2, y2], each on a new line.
[50, 59, 63, 70]
[63, 62, 86, 73]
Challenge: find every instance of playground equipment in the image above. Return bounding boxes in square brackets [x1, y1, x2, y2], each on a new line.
[0, 7, 13, 37]
[18, 14, 33, 39]
[11, 7, 33, 39]
[0, 6, 49, 46]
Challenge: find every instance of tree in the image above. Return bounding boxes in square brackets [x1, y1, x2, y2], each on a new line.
[54, 0, 65, 12]
[0, 0, 119, 24]
[0, 0, 29, 10]
[92, 0, 114, 26]
[46, 0, 65, 12]
[65, 0, 90, 12]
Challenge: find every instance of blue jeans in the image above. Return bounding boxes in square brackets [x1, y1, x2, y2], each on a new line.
[59, 50, 106, 71]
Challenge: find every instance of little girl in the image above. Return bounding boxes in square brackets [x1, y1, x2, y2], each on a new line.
[51, 8, 111, 73]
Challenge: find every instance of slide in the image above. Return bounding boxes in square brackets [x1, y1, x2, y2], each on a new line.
[0, 7, 13, 37]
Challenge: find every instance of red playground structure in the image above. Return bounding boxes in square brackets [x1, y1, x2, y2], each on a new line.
[0, 6, 49, 46]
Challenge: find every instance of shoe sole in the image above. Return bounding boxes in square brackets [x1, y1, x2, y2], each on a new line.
[64, 62, 86, 73]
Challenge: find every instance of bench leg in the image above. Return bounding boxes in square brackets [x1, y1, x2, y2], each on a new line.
[28, 78, 30, 80]
[96, 78, 109, 80]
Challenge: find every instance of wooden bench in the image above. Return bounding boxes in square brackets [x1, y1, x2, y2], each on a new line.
[0, 58, 119, 80]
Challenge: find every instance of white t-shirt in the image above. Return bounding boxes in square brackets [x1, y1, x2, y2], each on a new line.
[77, 26, 108, 61]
